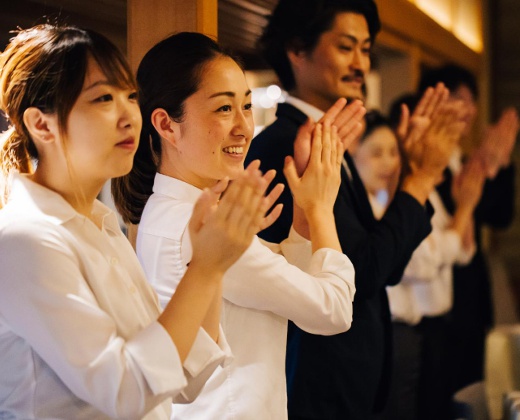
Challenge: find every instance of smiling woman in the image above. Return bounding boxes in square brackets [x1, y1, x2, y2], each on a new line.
[112, 31, 359, 419]
[0, 24, 271, 419]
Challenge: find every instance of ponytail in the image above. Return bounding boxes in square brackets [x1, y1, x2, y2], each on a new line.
[112, 121, 162, 224]
[0, 126, 35, 205]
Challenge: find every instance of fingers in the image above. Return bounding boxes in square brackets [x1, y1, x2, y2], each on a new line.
[310, 123, 323, 168]
[414, 83, 448, 118]
[260, 203, 283, 231]
[293, 118, 314, 176]
[320, 97, 348, 125]
[396, 103, 410, 142]
[332, 99, 364, 128]
[283, 155, 300, 193]
[337, 104, 366, 150]
[261, 181, 285, 216]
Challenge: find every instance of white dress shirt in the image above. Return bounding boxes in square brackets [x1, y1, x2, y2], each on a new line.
[0, 175, 230, 420]
[137, 173, 356, 420]
[386, 190, 475, 324]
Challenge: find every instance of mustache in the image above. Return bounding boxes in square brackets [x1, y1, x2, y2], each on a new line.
[342, 70, 365, 82]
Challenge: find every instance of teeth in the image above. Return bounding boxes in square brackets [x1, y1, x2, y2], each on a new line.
[223, 146, 244, 154]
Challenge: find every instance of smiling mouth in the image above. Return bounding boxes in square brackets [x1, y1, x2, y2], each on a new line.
[222, 146, 244, 155]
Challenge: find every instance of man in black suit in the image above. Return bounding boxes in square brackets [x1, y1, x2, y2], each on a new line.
[246, 1, 462, 418]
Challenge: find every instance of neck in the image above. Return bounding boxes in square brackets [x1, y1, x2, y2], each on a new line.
[32, 166, 104, 222]
[159, 149, 217, 190]
[290, 89, 333, 112]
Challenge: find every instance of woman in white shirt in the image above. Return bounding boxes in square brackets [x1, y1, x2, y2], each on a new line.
[0, 24, 270, 420]
[112, 32, 362, 419]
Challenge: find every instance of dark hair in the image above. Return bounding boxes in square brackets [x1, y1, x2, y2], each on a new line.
[362, 110, 392, 141]
[0, 24, 136, 204]
[387, 93, 420, 130]
[418, 64, 478, 99]
[112, 32, 236, 224]
[259, 0, 381, 91]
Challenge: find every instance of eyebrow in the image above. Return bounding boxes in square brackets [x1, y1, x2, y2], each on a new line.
[83, 80, 114, 92]
[208, 89, 252, 99]
[339, 34, 372, 45]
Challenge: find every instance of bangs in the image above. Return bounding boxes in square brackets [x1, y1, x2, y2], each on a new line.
[93, 51, 136, 91]
[87, 29, 137, 91]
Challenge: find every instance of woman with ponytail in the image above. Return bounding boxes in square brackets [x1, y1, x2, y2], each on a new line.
[112, 32, 364, 419]
[0, 24, 270, 419]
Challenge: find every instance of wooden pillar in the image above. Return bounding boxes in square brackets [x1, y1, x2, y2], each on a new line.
[125, 0, 218, 246]
[127, 0, 218, 71]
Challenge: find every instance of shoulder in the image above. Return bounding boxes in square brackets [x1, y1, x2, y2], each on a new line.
[139, 193, 193, 240]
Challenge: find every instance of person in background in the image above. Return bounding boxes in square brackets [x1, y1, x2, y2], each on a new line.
[350, 110, 401, 219]
[112, 32, 363, 420]
[353, 108, 485, 419]
[246, 0, 467, 417]
[0, 24, 270, 419]
[419, 64, 519, 395]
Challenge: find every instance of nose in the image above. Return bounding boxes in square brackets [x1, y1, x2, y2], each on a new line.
[350, 46, 369, 74]
[117, 93, 141, 129]
[233, 108, 253, 139]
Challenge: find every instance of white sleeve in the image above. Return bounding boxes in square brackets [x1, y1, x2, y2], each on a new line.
[400, 227, 463, 285]
[175, 326, 232, 403]
[223, 235, 355, 335]
[0, 222, 184, 419]
[137, 226, 233, 402]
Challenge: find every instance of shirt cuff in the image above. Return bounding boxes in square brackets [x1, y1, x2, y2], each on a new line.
[126, 321, 186, 395]
[183, 326, 232, 377]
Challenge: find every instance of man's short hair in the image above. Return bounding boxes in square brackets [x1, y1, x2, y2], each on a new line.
[258, 0, 381, 91]
[418, 64, 479, 99]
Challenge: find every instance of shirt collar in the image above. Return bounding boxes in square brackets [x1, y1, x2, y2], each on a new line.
[284, 96, 325, 122]
[8, 173, 119, 232]
[153, 172, 203, 204]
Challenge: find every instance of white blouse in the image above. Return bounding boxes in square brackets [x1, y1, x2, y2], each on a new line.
[386, 190, 475, 324]
[137, 173, 356, 420]
[0, 175, 230, 420]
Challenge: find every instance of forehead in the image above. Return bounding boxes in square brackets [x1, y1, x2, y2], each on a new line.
[364, 126, 398, 146]
[83, 57, 105, 86]
[326, 12, 371, 41]
[451, 85, 475, 102]
[197, 56, 249, 94]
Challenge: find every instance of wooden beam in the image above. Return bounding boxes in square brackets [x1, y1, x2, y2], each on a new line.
[375, 0, 481, 72]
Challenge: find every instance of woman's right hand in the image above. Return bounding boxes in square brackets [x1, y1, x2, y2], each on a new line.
[285, 121, 343, 217]
[188, 161, 279, 276]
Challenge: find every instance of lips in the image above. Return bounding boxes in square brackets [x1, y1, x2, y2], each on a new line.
[342, 76, 364, 84]
[116, 137, 135, 149]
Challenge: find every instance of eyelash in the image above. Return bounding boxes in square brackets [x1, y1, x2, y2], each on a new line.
[216, 103, 253, 112]
[339, 46, 371, 55]
[94, 94, 112, 103]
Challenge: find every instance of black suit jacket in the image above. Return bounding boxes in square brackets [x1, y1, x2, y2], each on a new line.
[246, 103, 433, 419]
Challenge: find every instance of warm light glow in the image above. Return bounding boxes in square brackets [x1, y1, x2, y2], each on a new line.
[407, 0, 483, 52]
[416, 0, 452, 29]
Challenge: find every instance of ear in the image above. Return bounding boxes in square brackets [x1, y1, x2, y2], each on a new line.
[287, 46, 308, 70]
[151, 108, 178, 146]
[23, 107, 57, 145]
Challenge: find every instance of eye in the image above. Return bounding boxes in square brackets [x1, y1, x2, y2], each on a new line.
[362, 47, 372, 55]
[217, 105, 232, 112]
[339, 45, 353, 52]
[244, 103, 252, 111]
[94, 94, 113, 103]
[128, 91, 138, 101]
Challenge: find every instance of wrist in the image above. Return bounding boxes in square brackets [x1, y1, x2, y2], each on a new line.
[400, 172, 437, 205]
[186, 259, 226, 281]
